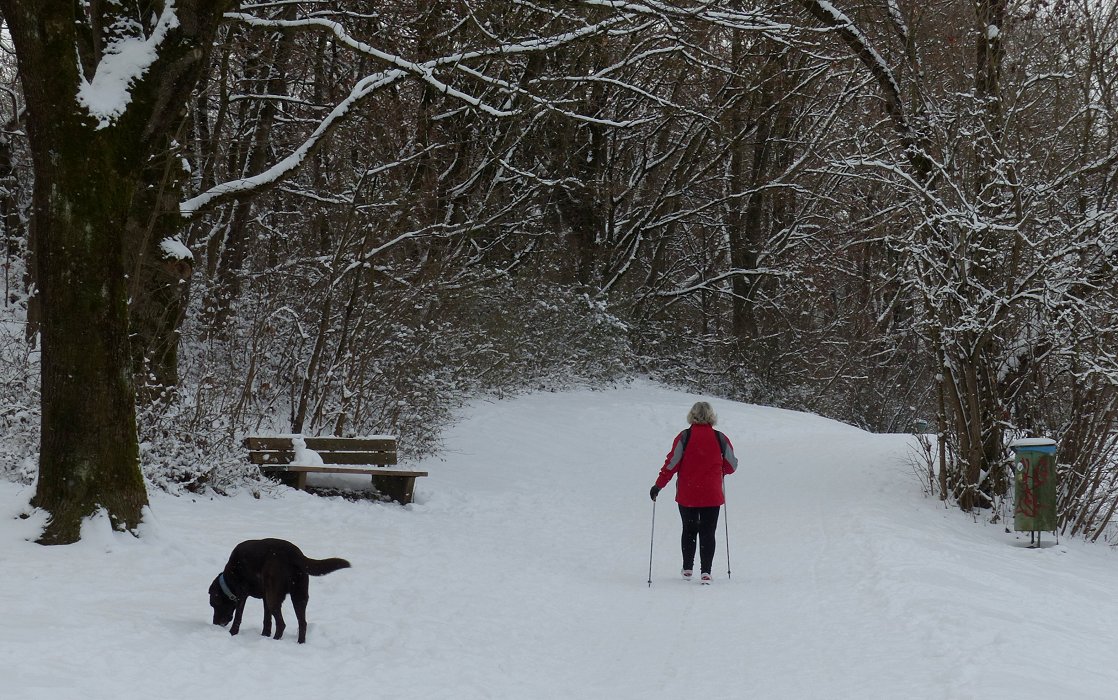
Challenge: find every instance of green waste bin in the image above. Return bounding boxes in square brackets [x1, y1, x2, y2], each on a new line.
[1008, 438, 1058, 535]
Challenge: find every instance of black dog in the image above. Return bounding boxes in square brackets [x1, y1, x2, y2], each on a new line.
[208, 538, 350, 644]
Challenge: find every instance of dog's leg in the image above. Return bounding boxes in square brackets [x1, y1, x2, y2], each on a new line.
[261, 605, 272, 637]
[292, 573, 311, 643]
[262, 589, 286, 640]
[230, 598, 247, 636]
[292, 595, 309, 644]
[271, 606, 286, 640]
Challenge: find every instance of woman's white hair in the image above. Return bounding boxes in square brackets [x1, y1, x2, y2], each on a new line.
[687, 401, 717, 426]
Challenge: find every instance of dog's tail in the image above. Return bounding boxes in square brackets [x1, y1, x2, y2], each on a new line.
[303, 556, 351, 576]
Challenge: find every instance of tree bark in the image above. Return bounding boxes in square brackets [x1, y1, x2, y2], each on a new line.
[0, 1, 231, 543]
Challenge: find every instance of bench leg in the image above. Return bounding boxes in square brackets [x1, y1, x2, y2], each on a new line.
[371, 475, 416, 504]
[263, 470, 301, 488]
[400, 476, 415, 504]
[296, 471, 308, 491]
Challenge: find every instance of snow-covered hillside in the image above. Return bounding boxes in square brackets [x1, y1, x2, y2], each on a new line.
[3, 381, 1116, 699]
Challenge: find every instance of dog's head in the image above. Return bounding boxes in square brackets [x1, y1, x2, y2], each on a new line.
[208, 574, 237, 626]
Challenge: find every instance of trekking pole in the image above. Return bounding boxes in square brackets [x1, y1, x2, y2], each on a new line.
[647, 498, 657, 587]
[723, 476, 732, 580]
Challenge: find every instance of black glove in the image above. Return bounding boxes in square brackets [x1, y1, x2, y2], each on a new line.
[649, 485, 661, 501]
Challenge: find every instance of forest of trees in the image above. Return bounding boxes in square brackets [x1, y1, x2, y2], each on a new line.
[0, 0, 1117, 544]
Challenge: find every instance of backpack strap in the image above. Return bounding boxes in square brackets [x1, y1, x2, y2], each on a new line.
[681, 427, 727, 456]
[714, 430, 727, 455]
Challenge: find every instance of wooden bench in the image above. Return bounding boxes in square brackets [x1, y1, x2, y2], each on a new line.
[244, 435, 428, 504]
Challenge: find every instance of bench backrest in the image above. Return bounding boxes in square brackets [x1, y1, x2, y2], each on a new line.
[244, 435, 397, 467]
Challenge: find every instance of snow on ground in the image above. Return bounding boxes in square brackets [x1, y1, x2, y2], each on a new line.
[4, 380, 1118, 699]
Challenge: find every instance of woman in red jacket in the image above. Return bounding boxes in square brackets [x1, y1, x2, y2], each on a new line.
[649, 401, 738, 584]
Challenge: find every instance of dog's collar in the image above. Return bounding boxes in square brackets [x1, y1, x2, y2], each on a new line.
[217, 573, 238, 602]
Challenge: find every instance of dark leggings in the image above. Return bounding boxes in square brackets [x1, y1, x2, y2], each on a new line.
[679, 505, 721, 574]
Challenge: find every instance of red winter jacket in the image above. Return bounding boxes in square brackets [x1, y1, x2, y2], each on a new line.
[655, 424, 738, 507]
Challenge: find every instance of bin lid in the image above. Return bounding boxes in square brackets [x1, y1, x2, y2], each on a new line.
[1008, 437, 1057, 453]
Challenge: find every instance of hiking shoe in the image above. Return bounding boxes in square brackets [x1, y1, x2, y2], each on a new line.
[681, 569, 693, 581]
[700, 573, 712, 585]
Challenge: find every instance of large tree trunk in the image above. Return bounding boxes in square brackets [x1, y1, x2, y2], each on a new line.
[29, 134, 146, 544]
[0, 1, 231, 544]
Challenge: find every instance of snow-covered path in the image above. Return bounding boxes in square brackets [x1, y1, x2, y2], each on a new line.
[4, 381, 1118, 699]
